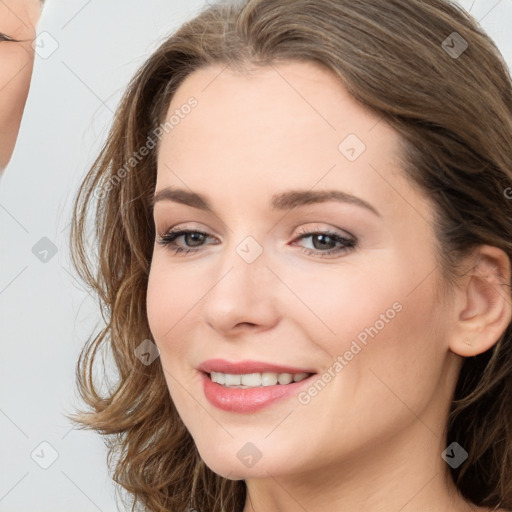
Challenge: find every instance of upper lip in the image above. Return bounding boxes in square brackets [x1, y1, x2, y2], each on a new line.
[197, 358, 316, 375]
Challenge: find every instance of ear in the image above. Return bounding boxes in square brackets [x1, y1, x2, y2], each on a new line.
[448, 245, 512, 357]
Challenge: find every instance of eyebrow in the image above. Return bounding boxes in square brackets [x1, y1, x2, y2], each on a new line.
[151, 187, 380, 217]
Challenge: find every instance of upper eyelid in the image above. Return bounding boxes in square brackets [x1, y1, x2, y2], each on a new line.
[159, 218, 354, 230]
[158, 229, 357, 259]
[160, 224, 356, 242]
[0, 32, 25, 42]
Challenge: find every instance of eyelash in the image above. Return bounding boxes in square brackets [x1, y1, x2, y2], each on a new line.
[156, 226, 357, 259]
[0, 34, 18, 42]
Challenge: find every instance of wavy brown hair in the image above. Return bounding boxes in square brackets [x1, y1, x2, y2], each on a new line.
[69, 0, 512, 510]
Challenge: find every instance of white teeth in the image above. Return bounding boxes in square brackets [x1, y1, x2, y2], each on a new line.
[210, 371, 311, 388]
[213, 371, 225, 385]
[241, 373, 261, 386]
[277, 373, 293, 384]
[293, 372, 309, 382]
[261, 372, 278, 386]
[225, 374, 241, 386]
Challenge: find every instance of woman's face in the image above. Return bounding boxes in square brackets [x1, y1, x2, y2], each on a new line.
[147, 61, 461, 480]
[0, 0, 41, 171]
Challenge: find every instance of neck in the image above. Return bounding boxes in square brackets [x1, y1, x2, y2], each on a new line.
[242, 419, 484, 512]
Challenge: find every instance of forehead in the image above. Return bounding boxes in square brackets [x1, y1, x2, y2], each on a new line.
[161, 62, 395, 163]
[0, 0, 41, 33]
[164, 60, 384, 150]
[155, 60, 430, 224]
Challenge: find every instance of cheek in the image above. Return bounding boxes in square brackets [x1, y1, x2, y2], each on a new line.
[294, 249, 445, 406]
[146, 256, 208, 376]
[269, 249, 406, 350]
[146, 258, 204, 359]
[146, 262, 202, 410]
[0, 49, 34, 122]
[289, 271, 446, 461]
[321, 265, 445, 423]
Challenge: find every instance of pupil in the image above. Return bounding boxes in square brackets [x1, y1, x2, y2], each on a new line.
[313, 234, 333, 250]
[187, 232, 204, 247]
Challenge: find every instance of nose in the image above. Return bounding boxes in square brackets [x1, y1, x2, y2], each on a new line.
[200, 237, 281, 335]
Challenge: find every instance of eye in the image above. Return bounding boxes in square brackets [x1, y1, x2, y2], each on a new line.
[292, 226, 357, 258]
[0, 33, 18, 42]
[156, 229, 217, 256]
[156, 226, 357, 259]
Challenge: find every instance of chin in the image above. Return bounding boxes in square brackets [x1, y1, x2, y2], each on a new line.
[202, 458, 275, 481]
[196, 441, 294, 481]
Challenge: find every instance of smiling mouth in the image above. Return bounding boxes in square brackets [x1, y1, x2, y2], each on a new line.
[200, 368, 318, 413]
[206, 371, 314, 389]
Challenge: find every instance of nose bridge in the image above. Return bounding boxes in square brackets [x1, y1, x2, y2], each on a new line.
[200, 232, 280, 330]
[212, 233, 270, 301]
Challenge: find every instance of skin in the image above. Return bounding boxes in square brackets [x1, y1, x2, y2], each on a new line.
[146, 61, 511, 512]
[0, 0, 41, 172]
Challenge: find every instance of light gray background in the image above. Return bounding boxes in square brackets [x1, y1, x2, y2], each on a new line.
[0, 0, 510, 510]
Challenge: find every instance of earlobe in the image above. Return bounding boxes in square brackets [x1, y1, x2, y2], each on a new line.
[449, 245, 512, 358]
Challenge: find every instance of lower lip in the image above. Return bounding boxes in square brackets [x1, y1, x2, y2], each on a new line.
[200, 372, 315, 413]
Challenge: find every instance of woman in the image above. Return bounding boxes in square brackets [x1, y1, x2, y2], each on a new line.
[69, 0, 512, 511]
[0, 0, 43, 172]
